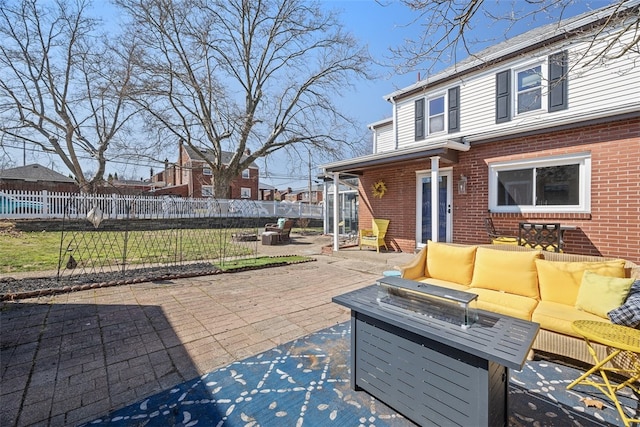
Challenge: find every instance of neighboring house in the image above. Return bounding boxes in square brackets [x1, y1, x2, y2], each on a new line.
[321, 2, 640, 264]
[109, 178, 153, 194]
[152, 142, 259, 199]
[0, 164, 78, 193]
[258, 183, 277, 201]
[286, 185, 323, 204]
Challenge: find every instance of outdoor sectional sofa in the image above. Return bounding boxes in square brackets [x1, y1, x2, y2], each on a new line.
[398, 241, 640, 366]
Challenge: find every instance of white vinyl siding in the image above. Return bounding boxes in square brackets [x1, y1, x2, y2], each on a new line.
[396, 99, 415, 146]
[392, 28, 639, 149]
[373, 124, 394, 153]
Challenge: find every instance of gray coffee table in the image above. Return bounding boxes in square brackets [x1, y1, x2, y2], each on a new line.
[333, 283, 539, 427]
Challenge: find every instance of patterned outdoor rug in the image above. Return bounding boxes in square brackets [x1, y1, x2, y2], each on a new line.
[85, 322, 638, 426]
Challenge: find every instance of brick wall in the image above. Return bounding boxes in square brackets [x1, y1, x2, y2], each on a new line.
[359, 117, 640, 264]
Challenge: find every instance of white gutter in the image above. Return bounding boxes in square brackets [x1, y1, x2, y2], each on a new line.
[321, 139, 470, 172]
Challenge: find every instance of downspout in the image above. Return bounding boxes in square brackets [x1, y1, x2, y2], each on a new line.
[391, 98, 398, 149]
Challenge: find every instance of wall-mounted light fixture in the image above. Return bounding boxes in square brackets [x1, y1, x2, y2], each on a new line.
[458, 174, 468, 195]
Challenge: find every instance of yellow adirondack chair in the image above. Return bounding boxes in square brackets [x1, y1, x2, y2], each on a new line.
[359, 219, 390, 252]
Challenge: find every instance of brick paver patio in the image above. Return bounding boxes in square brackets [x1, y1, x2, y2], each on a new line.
[1, 234, 412, 426]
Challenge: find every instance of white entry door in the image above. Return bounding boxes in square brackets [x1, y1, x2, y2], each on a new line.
[416, 170, 453, 248]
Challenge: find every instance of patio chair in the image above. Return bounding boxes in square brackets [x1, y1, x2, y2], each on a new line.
[263, 219, 294, 243]
[484, 217, 519, 245]
[518, 222, 562, 252]
[359, 218, 390, 252]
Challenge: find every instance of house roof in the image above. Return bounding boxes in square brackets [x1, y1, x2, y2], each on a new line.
[322, 139, 470, 174]
[0, 164, 76, 183]
[183, 146, 258, 168]
[259, 183, 277, 190]
[385, 0, 640, 101]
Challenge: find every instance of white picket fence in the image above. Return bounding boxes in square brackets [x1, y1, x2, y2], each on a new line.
[0, 190, 323, 220]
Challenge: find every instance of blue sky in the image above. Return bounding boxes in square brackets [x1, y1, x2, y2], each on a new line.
[4, 0, 613, 190]
[265, 0, 612, 189]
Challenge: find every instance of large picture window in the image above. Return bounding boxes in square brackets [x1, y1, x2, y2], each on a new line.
[489, 153, 590, 213]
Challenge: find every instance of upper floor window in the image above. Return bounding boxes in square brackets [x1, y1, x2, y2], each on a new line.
[495, 51, 568, 123]
[414, 86, 459, 140]
[242, 169, 250, 179]
[488, 153, 590, 214]
[203, 167, 212, 176]
[516, 65, 542, 114]
[428, 96, 445, 133]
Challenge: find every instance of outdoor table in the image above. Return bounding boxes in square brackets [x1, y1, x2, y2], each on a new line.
[567, 320, 640, 427]
[333, 283, 539, 427]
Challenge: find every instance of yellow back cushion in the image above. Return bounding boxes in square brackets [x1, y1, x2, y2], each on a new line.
[470, 248, 541, 298]
[536, 259, 626, 305]
[425, 241, 477, 285]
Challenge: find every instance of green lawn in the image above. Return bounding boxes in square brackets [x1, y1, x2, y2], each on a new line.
[0, 231, 62, 273]
[0, 228, 318, 274]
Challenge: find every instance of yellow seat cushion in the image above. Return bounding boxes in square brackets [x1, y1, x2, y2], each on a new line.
[533, 300, 609, 339]
[471, 289, 538, 321]
[416, 277, 469, 292]
[536, 259, 626, 306]
[469, 247, 541, 298]
[491, 237, 519, 245]
[574, 271, 634, 318]
[425, 241, 477, 286]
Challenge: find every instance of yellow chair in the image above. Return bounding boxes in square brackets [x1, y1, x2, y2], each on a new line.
[359, 219, 390, 253]
[484, 217, 519, 245]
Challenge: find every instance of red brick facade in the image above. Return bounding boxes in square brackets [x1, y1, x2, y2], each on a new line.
[358, 117, 640, 264]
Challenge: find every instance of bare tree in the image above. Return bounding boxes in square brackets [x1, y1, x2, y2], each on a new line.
[116, 0, 370, 198]
[389, 0, 640, 74]
[0, 0, 138, 192]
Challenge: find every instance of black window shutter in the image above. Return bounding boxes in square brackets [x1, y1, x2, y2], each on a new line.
[496, 70, 511, 123]
[415, 98, 425, 140]
[448, 86, 460, 133]
[548, 50, 568, 112]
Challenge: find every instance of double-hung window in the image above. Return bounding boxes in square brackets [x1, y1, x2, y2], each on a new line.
[242, 169, 250, 179]
[516, 65, 542, 114]
[488, 153, 591, 214]
[428, 95, 445, 134]
[202, 185, 213, 197]
[414, 86, 459, 140]
[203, 167, 212, 176]
[495, 51, 568, 123]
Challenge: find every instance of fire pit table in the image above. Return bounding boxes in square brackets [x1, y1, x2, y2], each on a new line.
[332, 276, 539, 427]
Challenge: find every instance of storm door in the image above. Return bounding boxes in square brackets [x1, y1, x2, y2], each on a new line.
[416, 170, 452, 247]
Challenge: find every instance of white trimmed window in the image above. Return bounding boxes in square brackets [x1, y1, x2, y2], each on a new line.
[428, 95, 445, 134]
[203, 167, 212, 176]
[202, 185, 213, 197]
[240, 187, 251, 198]
[488, 153, 591, 214]
[515, 64, 543, 114]
[242, 169, 250, 179]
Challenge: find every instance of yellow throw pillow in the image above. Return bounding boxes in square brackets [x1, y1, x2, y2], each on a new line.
[575, 271, 634, 318]
[469, 247, 541, 298]
[425, 241, 477, 285]
[536, 259, 626, 305]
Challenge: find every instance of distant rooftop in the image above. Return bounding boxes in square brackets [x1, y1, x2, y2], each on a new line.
[0, 164, 76, 183]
